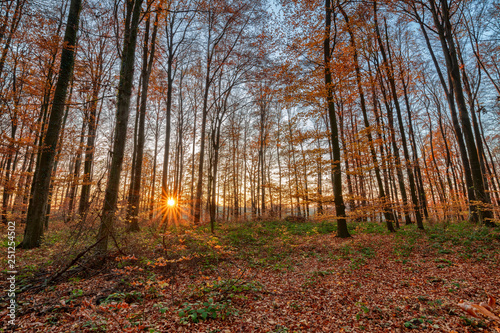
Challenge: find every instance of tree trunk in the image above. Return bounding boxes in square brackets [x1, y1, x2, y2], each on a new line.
[427, 0, 493, 225]
[96, 0, 143, 253]
[324, 0, 349, 238]
[374, 3, 422, 229]
[339, 5, 395, 231]
[126, 13, 158, 232]
[19, 0, 82, 248]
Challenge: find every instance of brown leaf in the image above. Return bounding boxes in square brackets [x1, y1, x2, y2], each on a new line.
[472, 304, 500, 322]
[458, 300, 500, 322]
[489, 295, 496, 309]
[479, 301, 493, 312]
[458, 301, 480, 318]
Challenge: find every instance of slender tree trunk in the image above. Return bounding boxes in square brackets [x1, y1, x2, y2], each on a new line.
[193, 60, 211, 224]
[324, 0, 349, 237]
[401, 75, 429, 219]
[339, 5, 395, 231]
[415, 10, 477, 220]
[44, 84, 73, 229]
[210, 119, 222, 233]
[0, 0, 25, 77]
[126, 13, 158, 232]
[374, 4, 423, 229]
[316, 135, 323, 215]
[79, 68, 102, 216]
[149, 111, 160, 220]
[190, 100, 198, 217]
[161, 37, 174, 213]
[427, 0, 493, 225]
[377, 64, 411, 226]
[66, 120, 86, 222]
[96, 0, 143, 253]
[2, 117, 17, 224]
[259, 100, 267, 216]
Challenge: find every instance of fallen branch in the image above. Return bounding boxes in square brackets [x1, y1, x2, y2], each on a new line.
[44, 235, 107, 286]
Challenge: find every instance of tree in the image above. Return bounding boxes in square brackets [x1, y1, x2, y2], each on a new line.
[96, 0, 143, 253]
[324, 0, 350, 238]
[19, 0, 83, 249]
[426, 0, 493, 225]
[373, 2, 423, 229]
[338, 3, 396, 232]
[193, 0, 253, 224]
[126, 9, 158, 232]
[160, 0, 195, 219]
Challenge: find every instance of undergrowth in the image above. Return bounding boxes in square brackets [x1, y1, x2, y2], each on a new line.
[3, 216, 499, 331]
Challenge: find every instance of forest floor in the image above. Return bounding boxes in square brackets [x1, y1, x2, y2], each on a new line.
[1, 217, 500, 332]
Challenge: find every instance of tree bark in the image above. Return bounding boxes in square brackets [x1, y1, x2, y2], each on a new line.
[339, 5, 395, 231]
[427, 0, 493, 225]
[324, 0, 350, 238]
[126, 12, 158, 232]
[19, 0, 83, 248]
[96, 0, 143, 253]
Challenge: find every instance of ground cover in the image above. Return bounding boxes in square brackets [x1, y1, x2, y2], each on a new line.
[1, 218, 499, 332]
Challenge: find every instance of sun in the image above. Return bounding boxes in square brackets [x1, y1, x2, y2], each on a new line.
[167, 198, 176, 207]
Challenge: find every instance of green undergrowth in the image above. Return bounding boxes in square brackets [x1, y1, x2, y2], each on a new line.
[392, 220, 500, 260]
[7, 215, 500, 330]
[217, 218, 339, 264]
[207, 218, 500, 268]
[220, 218, 338, 246]
[10, 217, 499, 293]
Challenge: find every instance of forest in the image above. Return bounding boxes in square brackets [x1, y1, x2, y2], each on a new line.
[0, 0, 499, 331]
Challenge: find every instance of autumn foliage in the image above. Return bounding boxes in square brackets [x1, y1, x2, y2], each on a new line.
[0, 0, 499, 331]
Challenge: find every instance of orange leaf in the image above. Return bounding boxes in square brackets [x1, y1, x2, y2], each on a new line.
[489, 295, 496, 308]
[458, 301, 480, 318]
[471, 304, 500, 321]
[479, 301, 493, 312]
[458, 300, 500, 322]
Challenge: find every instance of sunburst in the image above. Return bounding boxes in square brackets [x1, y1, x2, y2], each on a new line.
[148, 188, 193, 230]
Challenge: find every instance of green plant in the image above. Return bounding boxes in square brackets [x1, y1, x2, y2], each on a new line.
[434, 258, 453, 268]
[358, 246, 375, 258]
[70, 289, 84, 299]
[153, 302, 169, 314]
[46, 315, 59, 326]
[102, 291, 143, 305]
[68, 277, 81, 284]
[356, 302, 370, 314]
[317, 221, 337, 234]
[404, 318, 423, 329]
[312, 269, 334, 277]
[82, 318, 108, 331]
[178, 298, 237, 323]
[460, 316, 487, 328]
[190, 278, 263, 301]
[270, 325, 289, 333]
[348, 256, 366, 270]
[302, 276, 317, 288]
[394, 238, 415, 257]
[339, 245, 353, 258]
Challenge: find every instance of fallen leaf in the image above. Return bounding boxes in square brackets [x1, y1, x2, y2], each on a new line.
[458, 300, 500, 322]
[489, 295, 496, 308]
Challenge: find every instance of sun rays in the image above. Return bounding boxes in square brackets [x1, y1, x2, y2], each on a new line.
[149, 188, 193, 230]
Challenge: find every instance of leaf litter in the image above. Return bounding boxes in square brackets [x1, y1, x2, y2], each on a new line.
[1, 221, 499, 332]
